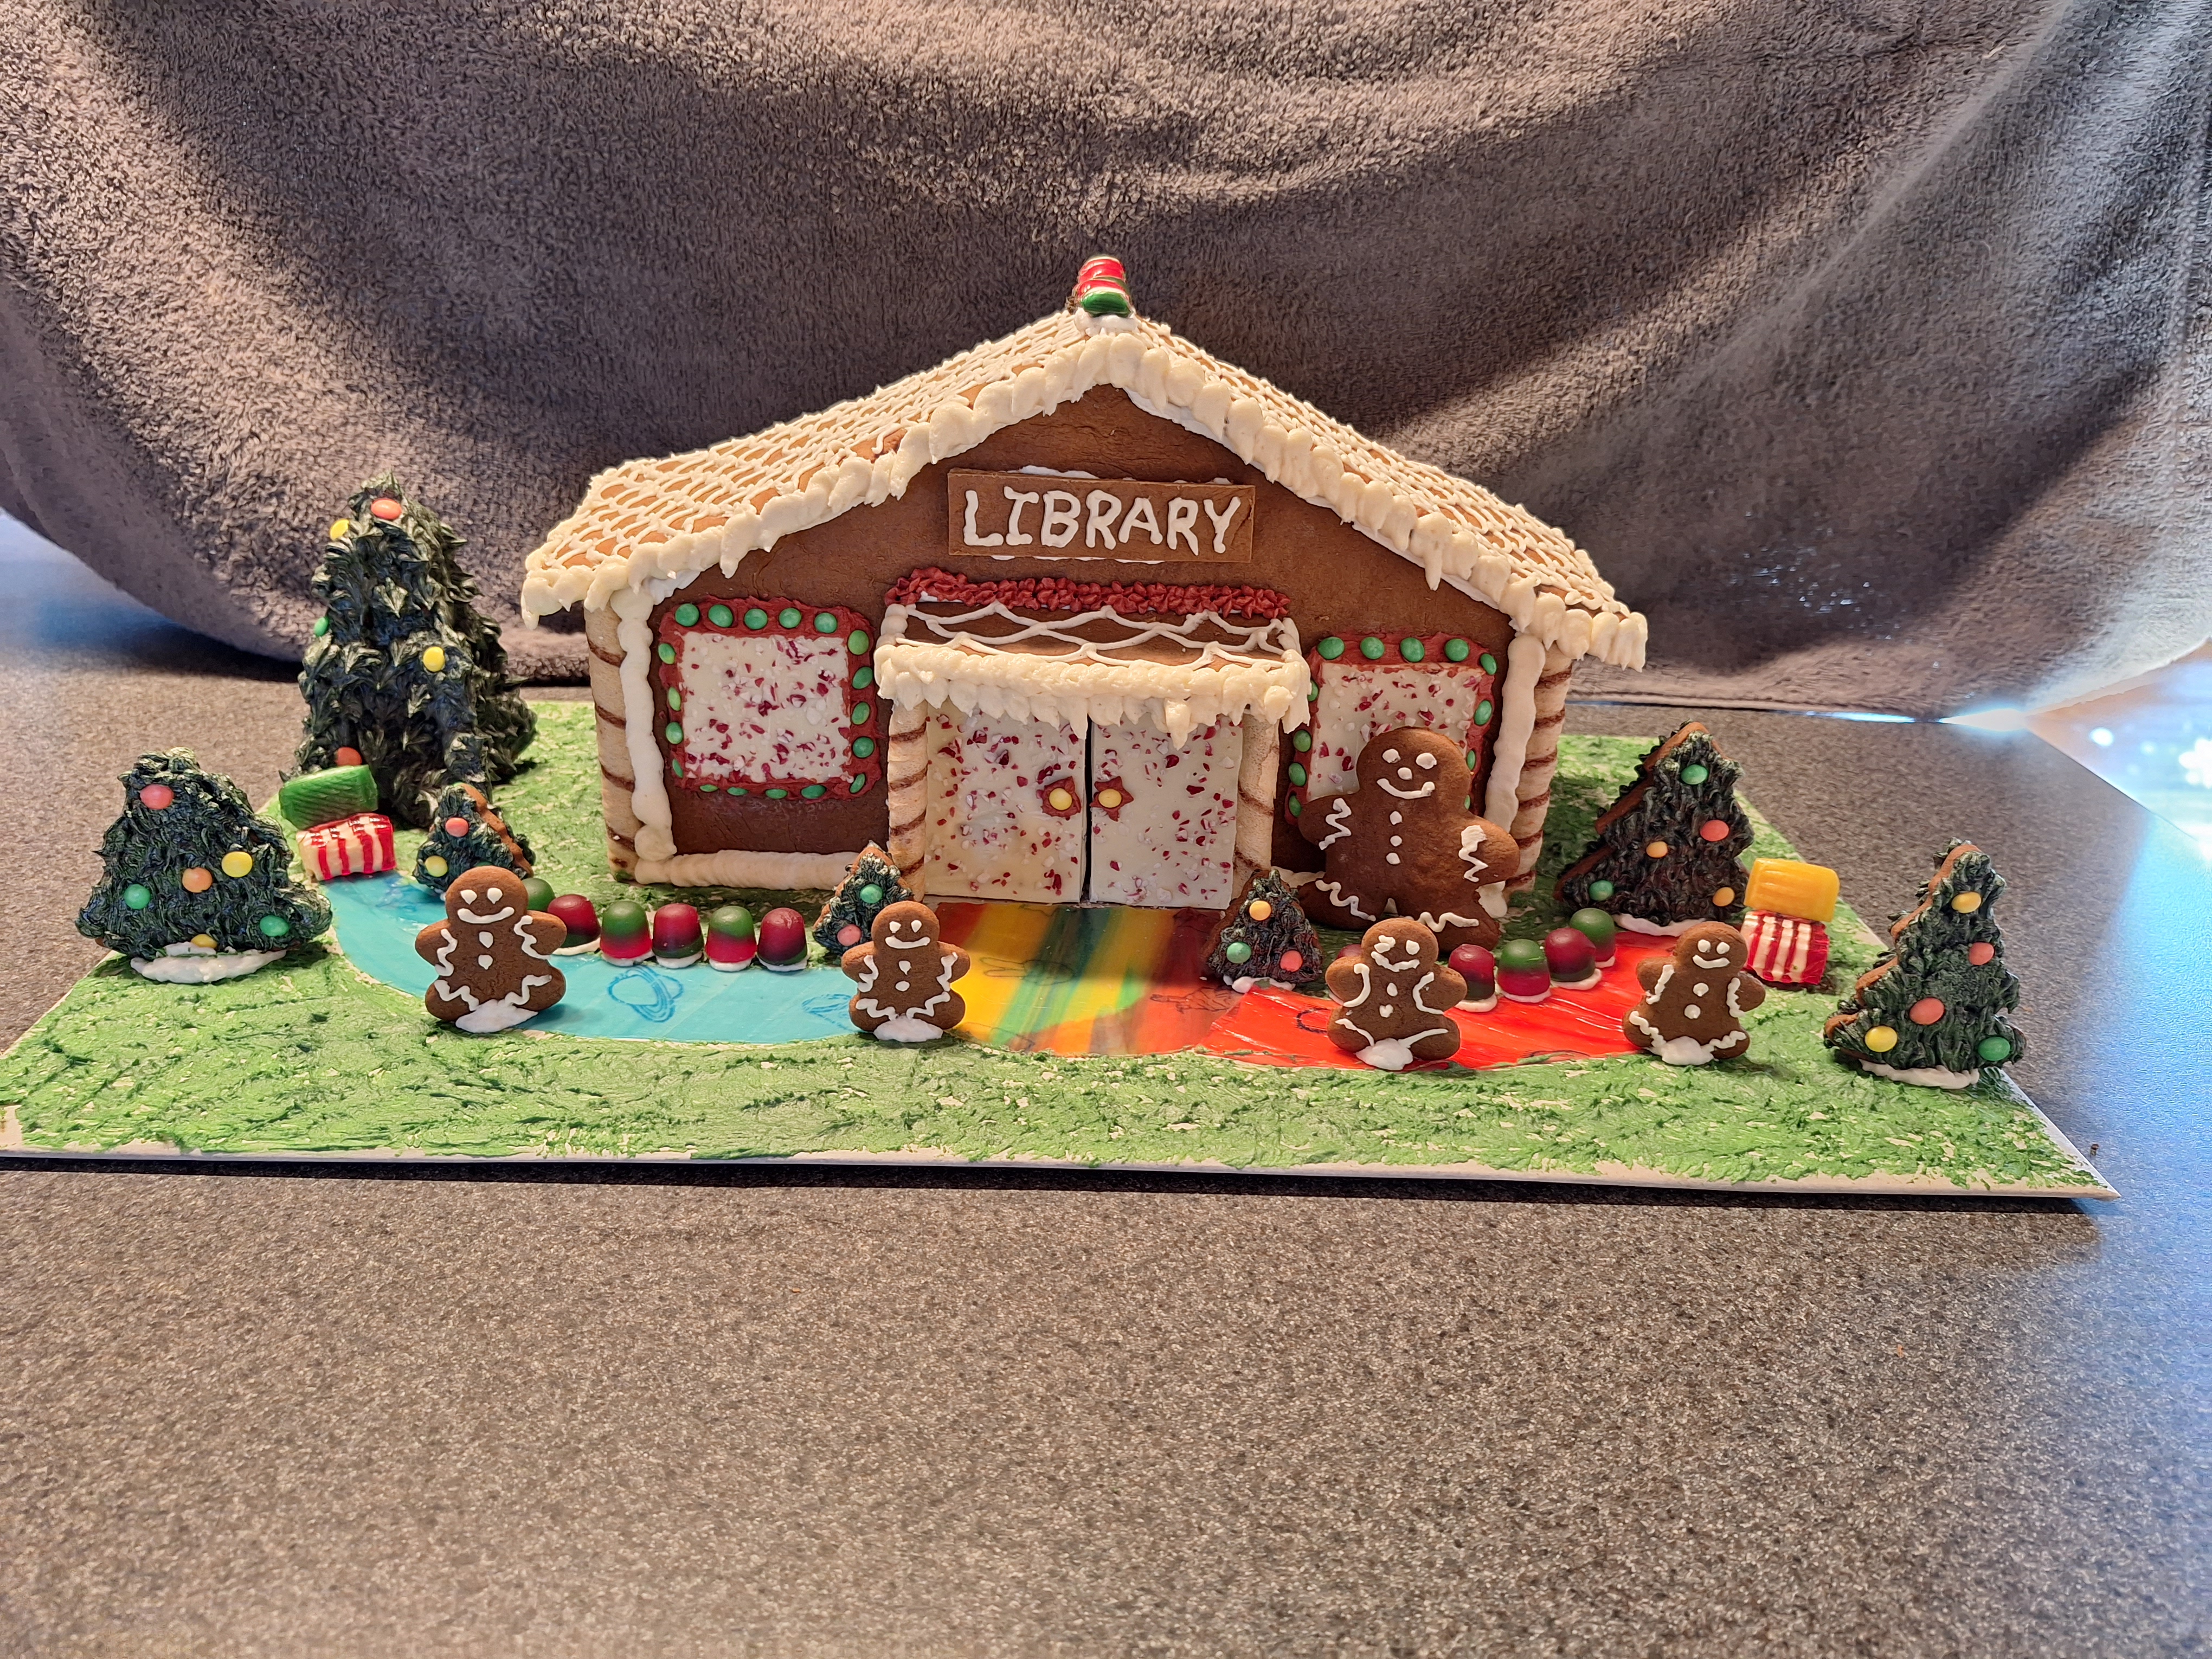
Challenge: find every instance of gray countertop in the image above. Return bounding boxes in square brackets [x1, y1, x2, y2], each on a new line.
[2, 544, 2205, 1657]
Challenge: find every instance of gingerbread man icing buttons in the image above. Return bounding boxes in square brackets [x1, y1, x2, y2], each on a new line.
[413, 865, 567, 1033]
[1298, 728, 1520, 956]
[1622, 921, 1766, 1065]
[1323, 918, 1468, 1071]
[840, 901, 970, 1043]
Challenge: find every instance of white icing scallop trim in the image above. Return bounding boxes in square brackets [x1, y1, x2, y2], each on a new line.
[873, 602, 1310, 747]
[1481, 633, 1550, 829]
[521, 313, 1645, 671]
[631, 848, 862, 889]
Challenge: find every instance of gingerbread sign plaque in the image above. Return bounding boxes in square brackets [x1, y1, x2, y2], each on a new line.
[947, 471, 1255, 563]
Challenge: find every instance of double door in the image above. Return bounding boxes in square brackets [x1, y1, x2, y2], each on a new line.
[923, 709, 1242, 909]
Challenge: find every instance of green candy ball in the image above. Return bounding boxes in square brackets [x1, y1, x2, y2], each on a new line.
[859, 883, 885, 905]
[1224, 940, 1253, 964]
[1317, 636, 1345, 660]
[674, 603, 699, 626]
[1589, 879, 1616, 902]
[1977, 1036, 2012, 1064]
[258, 915, 291, 939]
[122, 883, 151, 910]
[1680, 762, 1710, 785]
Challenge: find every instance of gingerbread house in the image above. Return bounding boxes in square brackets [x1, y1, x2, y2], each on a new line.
[520, 265, 1645, 912]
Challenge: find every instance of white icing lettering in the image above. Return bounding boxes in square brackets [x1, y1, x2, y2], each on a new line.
[1039, 491, 1082, 547]
[1002, 488, 1039, 545]
[962, 490, 1005, 547]
[1202, 496, 1243, 553]
[1084, 491, 1124, 547]
[1118, 496, 1163, 546]
[1166, 497, 1200, 554]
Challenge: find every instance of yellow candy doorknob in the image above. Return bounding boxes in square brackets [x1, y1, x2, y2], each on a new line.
[421, 646, 447, 672]
[220, 851, 254, 878]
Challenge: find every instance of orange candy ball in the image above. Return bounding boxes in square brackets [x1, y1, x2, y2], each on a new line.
[1713, 886, 1737, 908]
[1645, 840, 1670, 859]
[139, 783, 174, 811]
[181, 867, 213, 893]
[1908, 996, 1946, 1026]
[1247, 900, 1274, 921]
[444, 817, 471, 837]
[333, 747, 362, 767]
[1967, 942, 1995, 966]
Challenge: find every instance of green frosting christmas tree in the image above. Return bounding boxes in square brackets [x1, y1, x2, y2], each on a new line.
[294, 475, 535, 829]
[812, 844, 912, 955]
[1824, 840, 2023, 1088]
[1204, 870, 1323, 991]
[77, 750, 331, 982]
[1555, 723, 1753, 933]
[413, 783, 535, 897]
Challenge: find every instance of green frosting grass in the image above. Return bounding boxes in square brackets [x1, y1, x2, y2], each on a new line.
[0, 708, 2103, 1192]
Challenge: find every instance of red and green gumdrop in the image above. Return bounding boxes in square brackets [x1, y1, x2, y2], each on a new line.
[706, 904, 757, 970]
[600, 899, 652, 963]
[1448, 943, 1495, 998]
[1543, 926, 1600, 987]
[522, 877, 555, 911]
[653, 902, 703, 965]
[1567, 907, 1617, 964]
[757, 906, 809, 972]
[1496, 937, 1551, 1003]
[546, 894, 599, 947]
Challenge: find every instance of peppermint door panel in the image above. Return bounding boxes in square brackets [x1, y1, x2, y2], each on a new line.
[923, 709, 1086, 903]
[1087, 721, 1243, 909]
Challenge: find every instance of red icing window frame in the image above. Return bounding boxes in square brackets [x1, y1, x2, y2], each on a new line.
[652, 597, 882, 802]
[1284, 634, 1499, 825]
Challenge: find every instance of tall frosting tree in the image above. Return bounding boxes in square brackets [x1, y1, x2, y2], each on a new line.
[1825, 841, 2023, 1088]
[78, 750, 332, 982]
[1555, 723, 1753, 934]
[294, 475, 535, 828]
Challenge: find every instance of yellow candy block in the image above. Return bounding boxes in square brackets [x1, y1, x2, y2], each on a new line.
[1744, 857, 1839, 924]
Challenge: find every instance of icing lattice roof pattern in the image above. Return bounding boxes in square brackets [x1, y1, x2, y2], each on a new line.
[522, 310, 1645, 668]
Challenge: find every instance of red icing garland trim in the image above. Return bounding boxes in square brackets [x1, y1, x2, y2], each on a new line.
[885, 565, 1290, 621]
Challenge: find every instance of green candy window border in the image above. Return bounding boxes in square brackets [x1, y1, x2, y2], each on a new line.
[1285, 633, 1500, 822]
[651, 596, 883, 801]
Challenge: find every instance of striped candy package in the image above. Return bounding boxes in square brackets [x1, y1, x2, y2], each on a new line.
[1740, 908, 1830, 986]
[297, 812, 396, 880]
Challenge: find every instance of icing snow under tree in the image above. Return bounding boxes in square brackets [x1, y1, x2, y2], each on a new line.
[294, 475, 535, 829]
[77, 750, 331, 982]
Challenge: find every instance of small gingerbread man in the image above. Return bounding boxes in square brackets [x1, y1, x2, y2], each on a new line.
[1300, 728, 1520, 956]
[841, 901, 970, 1043]
[1622, 921, 1765, 1065]
[414, 865, 567, 1033]
[1323, 918, 1467, 1071]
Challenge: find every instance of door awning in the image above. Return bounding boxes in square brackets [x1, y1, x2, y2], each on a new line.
[873, 569, 1311, 745]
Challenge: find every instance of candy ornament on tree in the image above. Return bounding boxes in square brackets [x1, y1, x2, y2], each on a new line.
[293, 475, 535, 828]
[77, 750, 332, 982]
[1203, 870, 1322, 992]
[1555, 723, 1753, 934]
[1824, 841, 2024, 1089]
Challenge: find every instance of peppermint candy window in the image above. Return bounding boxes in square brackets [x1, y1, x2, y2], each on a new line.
[1285, 634, 1499, 824]
[652, 599, 881, 800]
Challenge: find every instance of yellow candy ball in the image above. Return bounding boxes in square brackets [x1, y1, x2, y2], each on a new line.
[1247, 899, 1274, 921]
[191, 934, 216, 949]
[328, 518, 350, 539]
[1864, 1025, 1899, 1053]
[220, 850, 254, 878]
[422, 646, 447, 672]
[1047, 787, 1073, 811]
[1950, 891, 1983, 914]
[423, 854, 449, 877]
[1713, 886, 1736, 908]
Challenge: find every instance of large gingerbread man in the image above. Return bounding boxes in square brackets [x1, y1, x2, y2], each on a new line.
[1323, 918, 1468, 1071]
[414, 865, 567, 1033]
[1299, 728, 1520, 956]
[1623, 922, 1765, 1065]
[841, 901, 970, 1043]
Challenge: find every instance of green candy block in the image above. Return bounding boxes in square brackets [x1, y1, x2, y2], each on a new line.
[279, 764, 380, 830]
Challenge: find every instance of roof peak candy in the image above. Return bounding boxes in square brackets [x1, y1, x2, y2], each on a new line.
[521, 274, 1645, 671]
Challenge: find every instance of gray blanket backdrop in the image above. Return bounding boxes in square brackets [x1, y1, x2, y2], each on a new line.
[3, 1, 2207, 710]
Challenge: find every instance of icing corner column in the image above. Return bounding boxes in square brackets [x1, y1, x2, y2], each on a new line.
[584, 606, 640, 876]
[1507, 645, 1576, 889]
[1233, 713, 1279, 895]
[886, 703, 930, 897]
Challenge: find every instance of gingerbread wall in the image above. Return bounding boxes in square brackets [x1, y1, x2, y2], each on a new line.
[627, 387, 1520, 877]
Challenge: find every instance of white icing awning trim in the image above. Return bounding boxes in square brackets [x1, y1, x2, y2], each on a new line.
[522, 308, 1644, 668]
[874, 601, 1311, 747]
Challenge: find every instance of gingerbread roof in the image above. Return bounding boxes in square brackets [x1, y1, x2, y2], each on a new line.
[521, 308, 1645, 668]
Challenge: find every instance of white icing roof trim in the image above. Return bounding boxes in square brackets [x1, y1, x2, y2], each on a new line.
[874, 602, 1311, 747]
[522, 310, 1646, 669]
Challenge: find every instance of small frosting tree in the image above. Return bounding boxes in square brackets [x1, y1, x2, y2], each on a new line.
[414, 783, 535, 896]
[295, 475, 535, 828]
[1204, 870, 1323, 991]
[1556, 723, 1752, 934]
[77, 750, 331, 982]
[813, 844, 913, 955]
[1824, 840, 2023, 1088]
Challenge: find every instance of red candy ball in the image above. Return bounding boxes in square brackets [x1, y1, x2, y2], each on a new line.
[1277, 950, 1303, 974]
[757, 906, 809, 969]
[333, 747, 363, 767]
[1699, 818, 1732, 843]
[1967, 942, 1995, 966]
[1909, 996, 1947, 1026]
[139, 783, 174, 811]
[443, 816, 471, 837]
[545, 893, 600, 943]
[838, 923, 863, 948]
[368, 496, 403, 522]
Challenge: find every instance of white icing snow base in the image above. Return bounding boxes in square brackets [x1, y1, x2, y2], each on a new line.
[870, 1014, 948, 1044]
[1860, 1060, 1983, 1090]
[1354, 1037, 1419, 1072]
[1655, 1034, 1720, 1066]
[1615, 914, 1698, 937]
[131, 947, 286, 984]
[1457, 993, 1499, 1012]
[454, 999, 542, 1033]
